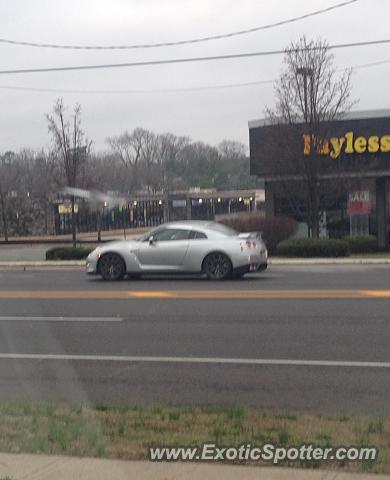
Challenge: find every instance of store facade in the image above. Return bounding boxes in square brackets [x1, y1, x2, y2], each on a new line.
[249, 110, 390, 247]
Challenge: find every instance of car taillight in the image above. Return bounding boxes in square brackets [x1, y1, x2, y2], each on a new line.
[240, 240, 257, 251]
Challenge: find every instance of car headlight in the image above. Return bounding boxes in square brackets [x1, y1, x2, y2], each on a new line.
[91, 247, 101, 259]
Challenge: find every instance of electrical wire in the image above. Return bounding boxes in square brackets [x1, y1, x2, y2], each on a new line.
[0, 79, 275, 94]
[0, 57, 388, 95]
[0, 37, 389, 75]
[348, 58, 390, 70]
[0, 0, 359, 50]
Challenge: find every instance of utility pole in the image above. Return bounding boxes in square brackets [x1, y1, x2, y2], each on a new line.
[297, 67, 317, 238]
[68, 145, 87, 247]
[297, 67, 313, 123]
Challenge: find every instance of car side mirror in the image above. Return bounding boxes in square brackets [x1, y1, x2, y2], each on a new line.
[149, 236, 155, 245]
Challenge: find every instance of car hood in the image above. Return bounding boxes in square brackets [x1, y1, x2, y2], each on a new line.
[98, 239, 139, 251]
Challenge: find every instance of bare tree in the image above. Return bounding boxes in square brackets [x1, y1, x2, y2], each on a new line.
[107, 128, 256, 196]
[106, 128, 145, 192]
[13, 149, 57, 235]
[107, 129, 191, 194]
[136, 128, 161, 192]
[155, 133, 189, 192]
[47, 98, 91, 246]
[217, 141, 258, 190]
[267, 36, 354, 238]
[31, 152, 57, 234]
[0, 151, 19, 241]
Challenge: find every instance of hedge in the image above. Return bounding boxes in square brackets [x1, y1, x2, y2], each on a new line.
[342, 235, 377, 254]
[276, 238, 350, 257]
[46, 246, 93, 260]
[218, 213, 297, 254]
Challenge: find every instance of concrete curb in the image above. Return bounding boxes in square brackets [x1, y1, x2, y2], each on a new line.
[0, 261, 84, 269]
[0, 259, 390, 270]
[0, 453, 387, 480]
[269, 258, 390, 265]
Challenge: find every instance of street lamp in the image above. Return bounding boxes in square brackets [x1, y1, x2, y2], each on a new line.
[297, 67, 313, 123]
[97, 201, 108, 243]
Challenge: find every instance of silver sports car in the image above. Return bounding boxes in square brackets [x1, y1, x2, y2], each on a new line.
[86, 220, 267, 281]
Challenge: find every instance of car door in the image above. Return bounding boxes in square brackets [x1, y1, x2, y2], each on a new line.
[135, 228, 191, 270]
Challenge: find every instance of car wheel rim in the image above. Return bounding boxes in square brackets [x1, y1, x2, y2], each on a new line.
[100, 254, 124, 280]
[205, 253, 231, 279]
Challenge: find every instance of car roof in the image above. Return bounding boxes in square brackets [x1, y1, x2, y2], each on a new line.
[157, 220, 237, 236]
[163, 220, 211, 230]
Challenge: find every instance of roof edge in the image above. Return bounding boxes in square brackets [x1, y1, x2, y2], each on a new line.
[248, 108, 390, 129]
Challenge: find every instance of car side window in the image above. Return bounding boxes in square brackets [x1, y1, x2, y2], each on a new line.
[152, 228, 191, 242]
[190, 230, 207, 239]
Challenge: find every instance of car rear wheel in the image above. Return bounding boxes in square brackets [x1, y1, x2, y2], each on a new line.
[202, 252, 232, 280]
[98, 253, 126, 281]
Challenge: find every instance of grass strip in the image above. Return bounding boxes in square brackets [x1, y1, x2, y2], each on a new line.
[0, 400, 389, 473]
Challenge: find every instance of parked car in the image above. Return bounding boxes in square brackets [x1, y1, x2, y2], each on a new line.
[86, 220, 267, 281]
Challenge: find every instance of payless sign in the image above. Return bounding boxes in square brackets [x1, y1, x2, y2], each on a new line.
[303, 131, 390, 159]
[249, 115, 390, 179]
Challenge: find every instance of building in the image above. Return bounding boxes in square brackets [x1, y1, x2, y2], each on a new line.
[249, 109, 390, 247]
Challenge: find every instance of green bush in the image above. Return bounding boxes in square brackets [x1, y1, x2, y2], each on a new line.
[218, 213, 297, 254]
[276, 238, 350, 257]
[342, 235, 377, 253]
[46, 246, 93, 260]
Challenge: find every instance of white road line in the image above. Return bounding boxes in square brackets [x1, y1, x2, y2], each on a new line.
[0, 354, 388, 368]
[0, 316, 123, 322]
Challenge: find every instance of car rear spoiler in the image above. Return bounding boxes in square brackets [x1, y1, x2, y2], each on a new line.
[237, 231, 263, 240]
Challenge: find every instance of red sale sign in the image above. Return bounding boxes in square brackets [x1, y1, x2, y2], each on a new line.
[347, 191, 371, 215]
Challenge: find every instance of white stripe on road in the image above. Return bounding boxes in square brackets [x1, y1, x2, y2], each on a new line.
[0, 354, 389, 368]
[0, 316, 122, 322]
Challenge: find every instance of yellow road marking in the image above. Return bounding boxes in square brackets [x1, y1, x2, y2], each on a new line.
[130, 291, 176, 298]
[363, 290, 390, 297]
[0, 289, 389, 299]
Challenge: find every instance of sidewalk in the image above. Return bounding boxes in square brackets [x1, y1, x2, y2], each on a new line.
[0, 453, 387, 480]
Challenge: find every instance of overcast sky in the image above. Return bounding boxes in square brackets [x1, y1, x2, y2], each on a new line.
[0, 0, 389, 153]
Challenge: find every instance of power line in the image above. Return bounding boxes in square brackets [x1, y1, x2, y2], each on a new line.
[0, 79, 275, 95]
[0, 38, 390, 76]
[0, 0, 359, 50]
[349, 58, 390, 70]
[0, 57, 388, 96]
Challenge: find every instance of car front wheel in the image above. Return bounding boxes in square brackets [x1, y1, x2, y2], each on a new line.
[202, 252, 232, 280]
[98, 253, 126, 281]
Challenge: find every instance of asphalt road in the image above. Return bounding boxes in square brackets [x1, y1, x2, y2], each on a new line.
[0, 265, 389, 415]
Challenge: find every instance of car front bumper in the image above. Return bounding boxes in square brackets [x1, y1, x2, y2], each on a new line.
[86, 256, 98, 275]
